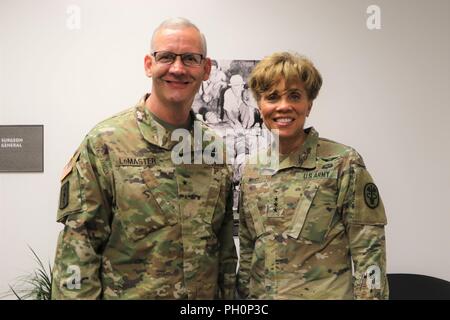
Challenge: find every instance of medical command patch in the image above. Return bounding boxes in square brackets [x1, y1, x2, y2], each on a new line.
[364, 182, 379, 209]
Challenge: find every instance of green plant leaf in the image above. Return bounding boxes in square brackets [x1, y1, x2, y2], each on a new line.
[4, 246, 53, 300]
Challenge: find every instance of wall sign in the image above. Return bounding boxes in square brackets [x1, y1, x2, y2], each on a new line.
[0, 125, 44, 172]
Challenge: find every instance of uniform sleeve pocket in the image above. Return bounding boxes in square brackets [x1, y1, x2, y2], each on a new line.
[56, 166, 83, 223]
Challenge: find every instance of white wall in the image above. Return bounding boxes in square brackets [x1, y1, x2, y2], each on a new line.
[1, 0, 449, 295]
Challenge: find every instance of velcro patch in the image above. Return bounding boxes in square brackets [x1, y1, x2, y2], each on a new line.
[350, 168, 387, 225]
[118, 157, 156, 167]
[60, 162, 73, 181]
[59, 181, 70, 209]
[364, 183, 379, 209]
[60, 149, 81, 181]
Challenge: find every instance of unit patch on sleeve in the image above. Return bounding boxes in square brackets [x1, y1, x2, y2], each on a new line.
[364, 182, 379, 209]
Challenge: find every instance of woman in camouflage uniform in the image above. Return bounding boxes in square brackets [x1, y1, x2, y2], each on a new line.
[237, 52, 389, 299]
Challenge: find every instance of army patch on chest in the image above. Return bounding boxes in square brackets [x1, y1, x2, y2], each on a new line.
[118, 157, 156, 167]
[364, 183, 379, 209]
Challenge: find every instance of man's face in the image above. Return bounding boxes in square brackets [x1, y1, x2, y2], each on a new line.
[144, 27, 211, 108]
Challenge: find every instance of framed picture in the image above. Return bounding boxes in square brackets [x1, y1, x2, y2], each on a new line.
[0, 125, 44, 172]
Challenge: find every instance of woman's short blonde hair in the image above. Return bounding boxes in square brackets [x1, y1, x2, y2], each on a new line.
[248, 52, 322, 102]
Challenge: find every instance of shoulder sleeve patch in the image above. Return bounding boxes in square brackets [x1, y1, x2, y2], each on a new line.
[59, 181, 70, 209]
[57, 158, 83, 223]
[60, 149, 81, 181]
[364, 183, 380, 209]
[347, 167, 387, 225]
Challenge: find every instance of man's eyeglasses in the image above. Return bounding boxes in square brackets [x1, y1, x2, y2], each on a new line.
[152, 51, 204, 67]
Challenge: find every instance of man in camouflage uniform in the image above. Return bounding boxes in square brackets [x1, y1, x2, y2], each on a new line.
[237, 52, 388, 299]
[51, 18, 237, 299]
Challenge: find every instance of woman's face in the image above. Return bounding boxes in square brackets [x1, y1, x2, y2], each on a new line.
[259, 78, 312, 144]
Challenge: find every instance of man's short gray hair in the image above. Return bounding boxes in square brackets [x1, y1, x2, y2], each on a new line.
[151, 17, 207, 56]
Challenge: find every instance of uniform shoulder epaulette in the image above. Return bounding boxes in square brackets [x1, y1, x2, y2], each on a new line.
[317, 137, 353, 158]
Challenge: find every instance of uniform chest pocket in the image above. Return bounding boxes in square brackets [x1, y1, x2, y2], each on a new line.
[246, 201, 269, 239]
[286, 181, 336, 243]
[178, 164, 227, 261]
[176, 164, 225, 236]
[115, 166, 178, 242]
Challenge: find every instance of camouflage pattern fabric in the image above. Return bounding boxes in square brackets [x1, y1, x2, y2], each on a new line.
[52, 95, 237, 299]
[237, 127, 388, 299]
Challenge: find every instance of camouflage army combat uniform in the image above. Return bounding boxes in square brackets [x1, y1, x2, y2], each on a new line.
[52, 95, 237, 299]
[237, 127, 388, 299]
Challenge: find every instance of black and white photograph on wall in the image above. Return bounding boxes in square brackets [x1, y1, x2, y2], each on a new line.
[192, 59, 261, 131]
[192, 59, 271, 184]
[192, 59, 274, 234]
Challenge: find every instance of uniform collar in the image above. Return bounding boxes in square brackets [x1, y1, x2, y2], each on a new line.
[295, 126, 318, 169]
[134, 95, 175, 150]
[135, 94, 213, 152]
[261, 127, 319, 175]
